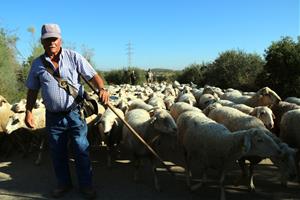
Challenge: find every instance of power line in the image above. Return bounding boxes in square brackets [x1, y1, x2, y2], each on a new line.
[126, 41, 133, 68]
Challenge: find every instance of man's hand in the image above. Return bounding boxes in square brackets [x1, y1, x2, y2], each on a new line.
[25, 110, 35, 128]
[99, 89, 110, 105]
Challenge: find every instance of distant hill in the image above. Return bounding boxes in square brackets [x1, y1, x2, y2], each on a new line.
[151, 68, 181, 73]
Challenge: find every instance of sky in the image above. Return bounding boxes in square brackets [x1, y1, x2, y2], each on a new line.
[1, 0, 299, 71]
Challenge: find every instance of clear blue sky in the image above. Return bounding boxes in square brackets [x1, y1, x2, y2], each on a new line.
[1, 0, 299, 71]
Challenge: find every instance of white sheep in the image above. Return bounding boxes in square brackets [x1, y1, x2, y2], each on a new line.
[0, 101, 14, 133]
[147, 95, 166, 109]
[271, 101, 300, 136]
[198, 93, 219, 109]
[206, 106, 266, 132]
[284, 97, 300, 106]
[96, 107, 124, 167]
[177, 93, 197, 106]
[122, 108, 177, 191]
[177, 112, 281, 200]
[128, 99, 153, 111]
[221, 87, 281, 107]
[280, 109, 300, 182]
[226, 104, 275, 129]
[206, 106, 296, 190]
[170, 102, 202, 121]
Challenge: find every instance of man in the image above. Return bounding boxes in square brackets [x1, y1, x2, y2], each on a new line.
[25, 23, 109, 199]
[130, 70, 136, 85]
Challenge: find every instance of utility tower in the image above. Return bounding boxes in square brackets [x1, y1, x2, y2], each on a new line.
[126, 41, 133, 69]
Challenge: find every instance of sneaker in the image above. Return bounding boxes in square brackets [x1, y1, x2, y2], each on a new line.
[80, 187, 97, 199]
[51, 185, 73, 198]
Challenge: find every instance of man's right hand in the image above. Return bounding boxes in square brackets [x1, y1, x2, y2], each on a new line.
[25, 110, 35, 128]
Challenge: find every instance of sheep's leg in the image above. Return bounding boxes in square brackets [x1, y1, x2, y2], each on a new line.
[220, 170, 226, 200]
[248, 163, 255, 192]
[190, 171, 207, 191]
[151, 157, 161, 191]
[133, 155, 141, 182]
[183, 150, 192, 189]
[296, 154, 300, 183]
[35, 136, 45, 165]
[234, 159, 248, 186]
[279, 166, 288, 187]
[105, 133, 112, 168]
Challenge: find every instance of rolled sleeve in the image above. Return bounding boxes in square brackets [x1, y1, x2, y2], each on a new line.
[74, 52, 97, 81]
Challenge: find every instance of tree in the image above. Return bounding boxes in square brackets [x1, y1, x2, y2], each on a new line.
[205, 50, 264, 91]
[261, 36, 300, 98]
[0, 28, 20, 102]
[16, 26, 44, 100]
[177, 63, 207, 86]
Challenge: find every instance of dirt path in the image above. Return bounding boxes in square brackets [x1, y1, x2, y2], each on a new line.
[0, 146, 299, 200]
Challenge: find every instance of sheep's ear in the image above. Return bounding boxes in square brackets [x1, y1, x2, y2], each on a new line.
[114, 119, 119, 126]
[242, 134, 252, 153]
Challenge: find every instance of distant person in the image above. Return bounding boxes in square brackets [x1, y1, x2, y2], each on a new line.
[130, 70, 136, 85]
[146, 68, 153, 83]
[25, 23, 109, 199]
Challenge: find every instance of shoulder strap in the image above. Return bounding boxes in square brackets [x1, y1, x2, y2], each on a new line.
[39, 55, 79, 99]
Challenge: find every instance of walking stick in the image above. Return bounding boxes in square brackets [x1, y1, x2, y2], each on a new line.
[81, 75, 175, 176]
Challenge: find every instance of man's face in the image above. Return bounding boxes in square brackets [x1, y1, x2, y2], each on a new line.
[41, 37, 61, 56]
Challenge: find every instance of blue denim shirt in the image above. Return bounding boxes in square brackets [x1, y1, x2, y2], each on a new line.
[26, 48, 97, 112]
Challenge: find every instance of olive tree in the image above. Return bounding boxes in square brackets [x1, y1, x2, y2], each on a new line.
[259, 36, 300, 98]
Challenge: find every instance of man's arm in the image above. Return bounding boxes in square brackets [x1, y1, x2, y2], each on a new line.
[90, 74, 109, 105]
[25, 89, 39, 128]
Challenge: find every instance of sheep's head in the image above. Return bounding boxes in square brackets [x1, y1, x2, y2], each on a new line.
[273, 143, 298, 182]
[150, 109, 177, 136]
[251, 106, 275, 129]
[257, 87, 281, 106]
[243, 128, 281, 158]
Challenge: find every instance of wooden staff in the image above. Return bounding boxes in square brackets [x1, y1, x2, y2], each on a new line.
[81, 75, 175, 176]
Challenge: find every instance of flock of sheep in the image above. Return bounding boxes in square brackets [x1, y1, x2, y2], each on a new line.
[1, 81, 300, 200]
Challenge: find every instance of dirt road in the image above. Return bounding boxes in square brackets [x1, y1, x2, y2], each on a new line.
[0, 146, 299, 200]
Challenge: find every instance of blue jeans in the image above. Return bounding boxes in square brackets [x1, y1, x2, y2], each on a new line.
[46, 108, 92, 188]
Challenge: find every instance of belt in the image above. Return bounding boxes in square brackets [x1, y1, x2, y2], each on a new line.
[47, 104, 80, 115]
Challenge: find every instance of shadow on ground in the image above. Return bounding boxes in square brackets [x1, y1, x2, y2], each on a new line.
[0, 145, 299, 200]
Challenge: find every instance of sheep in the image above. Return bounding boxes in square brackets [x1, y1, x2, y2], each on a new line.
[202, 85, 224, 97]
[206, 106, 266, 132]
[170, 102, 202, 121]
[271, 101, 300, 136]
[198, 93, 219, 109]
[0, 101, 14, 156]
[280, 109, 300, 182]
[0, 95, 8, 106]
[5, 107, 46, 164]
[163, 95, 175, 110]
[128, 99, 153, 111]
[206, 106, 296, 190]
[285, 97, 300, 106]
[221, 87, 281, 107]
[147, 95, 166, 109]
[221, 103, 275, 129]
[96, 107, 124, 167]
[0, 101, 14, 133]
[177, 112, 281, 200]
[248, 106, 275, 130]
[176, 110, 207, 146]
[11, 99, 27, 113]
[245, 87, 281, 107]
[177, 93, 197, 106]
[122, 108, 177, 191]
